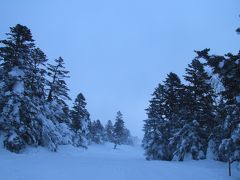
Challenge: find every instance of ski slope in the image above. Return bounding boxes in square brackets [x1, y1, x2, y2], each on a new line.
[0, 143, 239, 180]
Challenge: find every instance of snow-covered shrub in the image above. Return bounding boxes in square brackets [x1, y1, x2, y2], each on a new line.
[4, 132, 25, 153]
[72, 131, 87, 148]
[57, 123, 74, 145]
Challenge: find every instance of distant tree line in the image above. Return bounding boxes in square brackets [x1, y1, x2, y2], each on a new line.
[0, 24, 133, 153]
[89, 111, 134, 147]
[142, 48, 240, 162]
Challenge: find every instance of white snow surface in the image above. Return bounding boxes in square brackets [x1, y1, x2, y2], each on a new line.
[219, 61, 225, 68]
[236, 96, 240, 103]
[13, 80, 24, 94]
[8, 67, 24, 77]
[0, 142, 239, 180]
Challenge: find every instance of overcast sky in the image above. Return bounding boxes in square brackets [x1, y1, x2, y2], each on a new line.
[1, 0, 239, 138]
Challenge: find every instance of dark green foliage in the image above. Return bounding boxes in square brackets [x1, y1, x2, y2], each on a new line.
[0, 24, 77, 153]
[143, 84, 171, 160]
[70, 93, 90, 147]
[104, 120, 114, 142]
[142, 47, 239, 162]
[71, 93, 90, 131]
[181, 59, 215, 159]
[143, 56, 216, 161]
[113, 111, 126, 148]
[47, 57, 71, 102]
[4, 132, 25, 153]
[163, 73, 185, 159]
[90, 120, 105, 144]
[0, 24, 34, 72]
[197, 49, 240, 162]
[0, 24, 42, 150]
[27, 48, 47, 98]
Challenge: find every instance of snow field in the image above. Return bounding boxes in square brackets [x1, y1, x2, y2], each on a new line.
[0, 143, 239, 180]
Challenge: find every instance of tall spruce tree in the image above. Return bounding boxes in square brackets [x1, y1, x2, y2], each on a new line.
[86, 120, 93, 144]
[0, 24, 44, 152]
[47, 57, 70, 102]
[70, 93, 90, 147]
[26, 48, 47, 98]
[0, 24, 86, 152]
[46, 56, 71, 129]
[142, 84, 171, 160]
[90, 120, 105, 144]
[176, 58, 215, 160]
[42, 56, 73, 151]
[104, 120, 114, 142]
[197, 49, 240, 162]
[163, 73, 185, 159]
[113, 111, 125, 149]
[210, 98, 228, 161]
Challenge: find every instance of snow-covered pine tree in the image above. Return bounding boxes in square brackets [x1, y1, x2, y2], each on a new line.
[45, 56, 73, 150]
[0, 24, 45, 152]
[122, 128, 133, 145]
[142, 84, 171, 160]
[104, 120, 114, 143]
[90, 120, 105, 144]
[70, 93, 90, 148]
[163, 73, 183, 116]
[0, 24, 73, 152]
[21, 47, 50, 148]
[0, 60, 4, 123]
[0, 24, 88, 152]
[26, 48, 47, 98]
[86, 120, 93, 144]
[113, 111, 126, 149]
[163, 73, 185, 159]
[197, 49, 240, 162]
[210, 98, 228, 161]
[47, 57, 71, 102]
[173, 58, 215, 160]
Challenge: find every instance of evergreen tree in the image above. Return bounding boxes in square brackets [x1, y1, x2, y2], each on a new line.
[0, 24, 44, 152]
[70, 93, 90, 148]
[174, 58, 215, 160]
[86, 120, 93, 144]
[104, 120, 114, 142]
[113, 111, 125, 149]
[163, 73, 185, 159]
[47, 57, 71, 102]
[163, 73, 183, 119]
[197, 49, 240, 162]
[42, 56, 73, 151]
[26, 48, 47, 98]
[91, 120, 105, 144]
[0, 24, 74, 152]
[142, 84, 171, 160]
[210, 98, 228, 161]
[45, 56, 72, 150]
[0, 24, 94, 153]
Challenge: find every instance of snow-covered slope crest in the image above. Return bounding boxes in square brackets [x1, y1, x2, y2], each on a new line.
[0, 141, 239, 180]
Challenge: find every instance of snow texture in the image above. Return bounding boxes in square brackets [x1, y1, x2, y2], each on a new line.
[0, 141, 238, 180]
[219, 61, 225, 68]
[8, 67, 24, 77]
[13, 81, 24, 94]
[236, 96, 240, 103]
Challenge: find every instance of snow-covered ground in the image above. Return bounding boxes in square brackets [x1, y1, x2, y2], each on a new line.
[0, 142, 239, 180]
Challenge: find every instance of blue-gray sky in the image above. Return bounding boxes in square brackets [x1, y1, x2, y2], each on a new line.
[1, 0, 240, 138]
